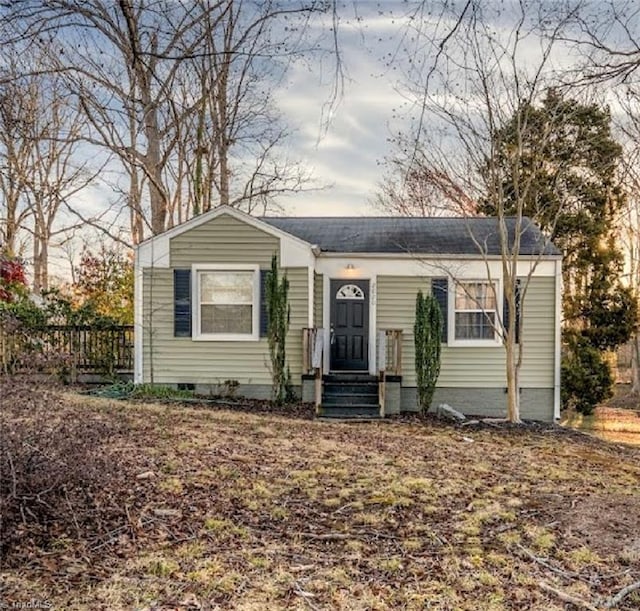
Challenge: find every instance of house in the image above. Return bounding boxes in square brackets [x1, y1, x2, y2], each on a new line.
[134, 205, 562, 421]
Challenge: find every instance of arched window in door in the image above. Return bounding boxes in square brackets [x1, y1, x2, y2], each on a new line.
[336, 284, 365, 300]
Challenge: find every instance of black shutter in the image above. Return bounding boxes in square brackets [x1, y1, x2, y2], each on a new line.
[503, 279, 521, 343]
[431, 278, 448, 342]
[174, 269, 191, 337]
[259, 269, 269, 337]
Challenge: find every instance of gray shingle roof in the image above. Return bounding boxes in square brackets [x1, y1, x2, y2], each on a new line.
[260, 216, 560, 256]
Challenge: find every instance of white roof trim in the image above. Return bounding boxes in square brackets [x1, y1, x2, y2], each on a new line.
[138, 205, 313, 249]
[315, 252, 562, 260]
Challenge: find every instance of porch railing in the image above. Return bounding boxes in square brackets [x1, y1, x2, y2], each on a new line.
[377, 329, 403, 417]
[1, 324, 134, 376]
[377, 329, 403, 377]
[302, 327, 402, 417]
[302, 327, 324, 413]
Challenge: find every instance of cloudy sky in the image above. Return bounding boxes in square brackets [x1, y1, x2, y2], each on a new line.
[273, 6, 417, 217]
[269, 0, 583, 218]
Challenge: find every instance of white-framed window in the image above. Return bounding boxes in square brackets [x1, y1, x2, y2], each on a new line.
[192, 264, 260, 341]
[451, 280, 500, 346]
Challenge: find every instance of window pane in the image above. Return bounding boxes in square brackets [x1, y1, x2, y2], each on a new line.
[455, 282, 496, 310]
[455, 312, 495, 339]
[200, 272, 253, 304]
[201, 304, 252, 334]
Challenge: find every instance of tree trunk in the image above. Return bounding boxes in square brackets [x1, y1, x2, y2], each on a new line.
[504, 273, 521, 423]
[32, 235, 48, 293]
[120, 0, 167, 235]
[127, 100, 144, 245]
[505, 336, 521, 422]
[39, 238, 48, 291]
[215, 45, 231, 208]
[144, 107, 167, 235]
[631, 333, 640, 395]
[129, 178, 144, 246]
[4, 203, 18, 255]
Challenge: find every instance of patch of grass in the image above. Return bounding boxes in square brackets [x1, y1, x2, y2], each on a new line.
[524, 525, 556, 552]
[246, 554, 271, 569]
[560, 546, 602, 570]
[562, 389, 640, 446]
[270, 505, 289, 520]
[130, 383, 196, 400]
[203, 517, 248, 539]
[379, 557, 404, 573]
[158, 477, 183, 494]
[135, 555, 180, 578]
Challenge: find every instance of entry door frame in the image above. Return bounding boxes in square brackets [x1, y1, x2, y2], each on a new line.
[329, 279, 370, 371]
[323, 273, 377, 375]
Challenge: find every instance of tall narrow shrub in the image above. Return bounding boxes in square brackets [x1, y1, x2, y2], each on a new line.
[266, 255, 293, 404]
[414, 290, 443, 414]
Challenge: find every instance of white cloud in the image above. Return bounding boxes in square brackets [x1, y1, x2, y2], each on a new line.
[273, 7, 415, 216]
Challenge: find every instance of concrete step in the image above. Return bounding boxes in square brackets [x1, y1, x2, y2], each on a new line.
[323, 373, 378, 384]
[322, 392, 379, 406]
[323, 383, 379, 395]
[319, 404, 382, 418]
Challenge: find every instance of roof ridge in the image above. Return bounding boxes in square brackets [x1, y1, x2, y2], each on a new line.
[260, 215, 530, 221]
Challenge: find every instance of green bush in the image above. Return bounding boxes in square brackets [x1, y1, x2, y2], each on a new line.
[561, 334, 613, 415]
[414, 290, 443, 414]
[266, 255, 294, 405]
[0, 298, 46, 328]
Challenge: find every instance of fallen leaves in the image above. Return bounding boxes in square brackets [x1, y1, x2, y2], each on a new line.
[1, 380, 639, 610]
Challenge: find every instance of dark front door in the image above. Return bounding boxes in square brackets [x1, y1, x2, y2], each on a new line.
[330, 279, 369, 371]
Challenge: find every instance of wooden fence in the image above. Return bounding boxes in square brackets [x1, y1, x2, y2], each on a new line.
[1, 324, 134, 375]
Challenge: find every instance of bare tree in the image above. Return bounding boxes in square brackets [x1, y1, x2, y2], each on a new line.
[3, 0, 328, 243]
[0, 48, 97, 290]
[24, 80, 97, 293]
[562, 0, 640, 84]
[171, 0, 316, 217]
[384, 1, 582, 422]
[621, 171, 640, 394]
[0, 55, 36, 256]
[374, 148, 477, 217]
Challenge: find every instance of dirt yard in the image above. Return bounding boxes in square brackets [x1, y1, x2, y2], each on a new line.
[2, 383, 639, 610]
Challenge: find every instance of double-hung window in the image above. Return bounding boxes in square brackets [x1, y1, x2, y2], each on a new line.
[453, 281, 498, 342]
[194, 265, 259, 340]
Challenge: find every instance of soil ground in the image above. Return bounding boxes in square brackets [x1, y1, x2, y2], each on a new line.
[1, 383, 639, 610]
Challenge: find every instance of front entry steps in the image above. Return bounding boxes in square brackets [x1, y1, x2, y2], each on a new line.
[319, 373, 380, 419]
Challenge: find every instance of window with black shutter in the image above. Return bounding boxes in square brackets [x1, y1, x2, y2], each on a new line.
[188, 265, 262, 340]
[174, 269, 191, 337]
[503, 279, 522, 344]
[431, 278, 448, 342]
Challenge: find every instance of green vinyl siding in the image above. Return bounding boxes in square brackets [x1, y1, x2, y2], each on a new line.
[519, 276, 555, 388]
[170, 213, 279, 267]
[142, 211, 308, 386]
[142, 266, 308, 385]
[376, 275, 555, 388]
[376, 276, 429, 387]
[285, 267, 309, 379]
[314, 272, 323, 328]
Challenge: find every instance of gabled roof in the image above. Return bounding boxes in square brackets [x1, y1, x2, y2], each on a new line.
[137, 205, 559, 260]
[261, 216, 560, 256]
